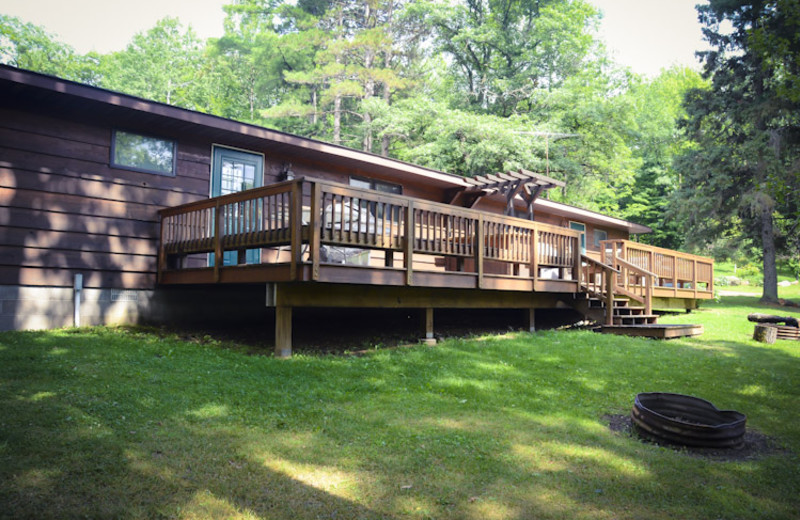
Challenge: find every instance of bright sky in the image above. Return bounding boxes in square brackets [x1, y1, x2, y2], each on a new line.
[1, 0, 709, 78]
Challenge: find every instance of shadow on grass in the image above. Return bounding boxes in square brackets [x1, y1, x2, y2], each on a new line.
[1, 327, 799, 519]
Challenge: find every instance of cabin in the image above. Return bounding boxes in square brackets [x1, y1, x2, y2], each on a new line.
[0, 65, 714, 353]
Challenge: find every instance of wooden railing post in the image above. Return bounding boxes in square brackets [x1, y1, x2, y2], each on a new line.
[309, 181, 322, 281]
[530, 224, 539, 284]
[572, 235, 581, 282]
[620, 241, 628, 292]
[157, 215, 166, 283]
[692, 259, 698, 298]
[214, 201, 223, 282]
[289, 179, 302, 281]
[605, 264, 615, 325]
[709, 261, 715, 295]
[476, 215, 484, 289]
[405, 201, 414, 286]
[644, 273, 652, 316]
[672, 255, 678, 296]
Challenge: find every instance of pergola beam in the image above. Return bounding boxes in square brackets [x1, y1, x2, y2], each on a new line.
[455, 168, 564, 216]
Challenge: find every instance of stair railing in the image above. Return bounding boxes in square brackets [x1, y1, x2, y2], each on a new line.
[580, 254, 619, 325]
[609, 256, 658, 317]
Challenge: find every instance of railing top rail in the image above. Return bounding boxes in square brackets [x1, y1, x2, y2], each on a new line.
[158, 177, 301, 217]
[613, 256, 658, 279]
[601, 239, 714, 264]
[581, 254, 620, 274]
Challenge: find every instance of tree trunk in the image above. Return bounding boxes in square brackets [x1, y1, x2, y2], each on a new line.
[333, 94, 342, 145]
[363, 49, 375, 152]
[760, 202, 779, 303]
[381, 0, 394, 157]
[312, 90, 318, 125]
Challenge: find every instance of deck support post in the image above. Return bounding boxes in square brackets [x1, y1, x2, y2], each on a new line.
[421, 307, 436, 345]
[524, 308, 536, 332]
[275, 306, 293, 358]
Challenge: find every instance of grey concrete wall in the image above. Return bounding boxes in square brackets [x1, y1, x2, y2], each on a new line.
[0, 285, 154, 331]
[0, 284, 274, 332]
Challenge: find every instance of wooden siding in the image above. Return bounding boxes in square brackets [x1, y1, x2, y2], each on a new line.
[0, 107, 210, 289]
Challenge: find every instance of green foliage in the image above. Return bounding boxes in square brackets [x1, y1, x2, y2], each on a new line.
[0, 14, 99, 83]
[99, 18, 208, 110]
[674, 0, 800, 302]
[619, 67, 708, 249]
[415, 0, 599, 116]
[378, 95, 547, 176]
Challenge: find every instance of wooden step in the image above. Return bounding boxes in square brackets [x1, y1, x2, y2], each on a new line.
[597, 324, 704, 339]
[613, 307, 646, 316]
[614, 315, 658, 325]
[587, 298, 630, 309]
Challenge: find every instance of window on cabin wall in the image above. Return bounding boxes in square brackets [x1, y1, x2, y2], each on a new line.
[349, 177, 403, 221]
[111, 130, 176, 176]
[594, 229, 608, 248]
[349, 177, 402, 194]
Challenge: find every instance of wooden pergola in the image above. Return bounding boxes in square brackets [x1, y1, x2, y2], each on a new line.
[449, 169, 566, 218]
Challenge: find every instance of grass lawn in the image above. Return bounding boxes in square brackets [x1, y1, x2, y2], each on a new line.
[714, 260, 800, 298]
[1, 296, 799, 519]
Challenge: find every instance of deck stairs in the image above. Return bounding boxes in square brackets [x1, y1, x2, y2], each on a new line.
[571, 255, 702, 339]
[571, 292, 659, 326]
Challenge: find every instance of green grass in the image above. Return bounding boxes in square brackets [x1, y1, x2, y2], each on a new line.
[714, 260, 800, 298]
[1, 297, 799, 519]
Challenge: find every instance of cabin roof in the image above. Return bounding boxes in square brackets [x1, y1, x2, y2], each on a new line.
[0, 64, 652, 235]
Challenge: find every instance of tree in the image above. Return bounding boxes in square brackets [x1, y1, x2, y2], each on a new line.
[417, 0, 599, 116]
[0, 15, 99, 83]
[676, 0, 800, 303]
[259, 0, 418, 152]
[619, 67, 707, 249]
[100, 18, 207, 110]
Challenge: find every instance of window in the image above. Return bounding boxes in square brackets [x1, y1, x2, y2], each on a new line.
[349, 177, 402, 222]
[594, 229, 608, 247]
[349, 176, 402, 194]
[111, 130, 176, 176]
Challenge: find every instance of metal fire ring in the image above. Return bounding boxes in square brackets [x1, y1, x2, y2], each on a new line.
[631, 392, 747, 448]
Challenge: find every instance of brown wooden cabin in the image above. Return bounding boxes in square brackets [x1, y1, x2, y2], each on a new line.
[0, 65, 714, 353]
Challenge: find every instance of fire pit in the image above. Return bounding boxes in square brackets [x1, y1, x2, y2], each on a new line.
[631, 393, 746, 448]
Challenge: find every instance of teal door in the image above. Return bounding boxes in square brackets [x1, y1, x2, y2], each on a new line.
[569, 221, 586, 255]
[210, 146, 264, 266]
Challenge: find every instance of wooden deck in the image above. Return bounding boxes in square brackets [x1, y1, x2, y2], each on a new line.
[158, 177, 714, 295]
[157, 177, 714, 354]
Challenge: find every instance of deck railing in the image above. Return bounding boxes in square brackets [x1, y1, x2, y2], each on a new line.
[158, 177, 584, 288]
[600, 239, 714, 298]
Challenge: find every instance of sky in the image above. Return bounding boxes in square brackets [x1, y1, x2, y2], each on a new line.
[1, 0, 710, 78]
